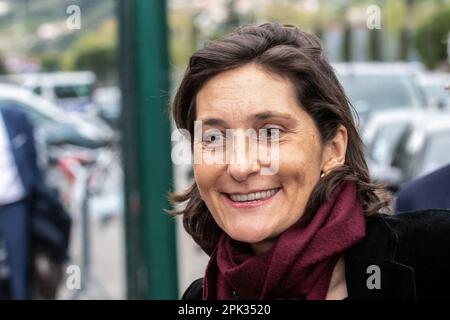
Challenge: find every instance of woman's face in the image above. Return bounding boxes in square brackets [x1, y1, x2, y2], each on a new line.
[193, 63, 346, 253]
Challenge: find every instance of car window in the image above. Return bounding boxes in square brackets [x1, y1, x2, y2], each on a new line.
[54, 84, 93, 99]
[338, 74, 424, 113]
[391, 126, 422, 181]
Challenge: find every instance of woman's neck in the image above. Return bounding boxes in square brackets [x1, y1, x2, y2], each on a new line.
[251, 238, 277, 255]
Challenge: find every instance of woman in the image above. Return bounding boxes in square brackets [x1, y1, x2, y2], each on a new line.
[170, 23, 450, 300]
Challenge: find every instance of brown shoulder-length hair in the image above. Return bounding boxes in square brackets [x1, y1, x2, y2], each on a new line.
[169, 23, 392, 256]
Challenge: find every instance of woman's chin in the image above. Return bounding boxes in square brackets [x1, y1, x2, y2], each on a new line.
[224, 225, 274, 245]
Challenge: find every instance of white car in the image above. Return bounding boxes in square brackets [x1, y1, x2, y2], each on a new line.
[363, 109, 450, 191]
[416, 71, 450, 110]
[4, 71, 96, 113]
[333, 62, 427, 127]
[0, 83, 114, 149]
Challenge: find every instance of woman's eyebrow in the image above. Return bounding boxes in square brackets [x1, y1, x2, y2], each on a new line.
[199, 118, 228, 127]
[251, 111, 293, 121]
[198, 111, 293, 127]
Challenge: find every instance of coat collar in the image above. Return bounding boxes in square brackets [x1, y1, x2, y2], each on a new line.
[345, 214, 417, 299]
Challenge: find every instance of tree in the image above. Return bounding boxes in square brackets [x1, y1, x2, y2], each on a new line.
[0, 54, 7, 75]
[39, 52, 61, 72]
[398, 27, 409, 61]
[73, 44, 117, 84]
[368, 29, 382, 61]
[415, 7, 450, 69]
[70, 19, 118, 84]
[341, 23, 353, 62]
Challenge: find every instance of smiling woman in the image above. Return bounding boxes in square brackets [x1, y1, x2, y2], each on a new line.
[169, 23, 450, 300]
[193, 63, 346, 254]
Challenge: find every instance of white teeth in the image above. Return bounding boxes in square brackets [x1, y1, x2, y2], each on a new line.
[229, 188, 279, 202]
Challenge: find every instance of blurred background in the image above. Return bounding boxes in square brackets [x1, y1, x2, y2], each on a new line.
[0, 0, 448, 299]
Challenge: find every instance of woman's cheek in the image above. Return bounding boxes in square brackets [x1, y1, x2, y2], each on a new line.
[193, 165, 210, 197]
[278, 144, 318, 196]
[194, 163, 224, 205]
[278, 144, 308, 173]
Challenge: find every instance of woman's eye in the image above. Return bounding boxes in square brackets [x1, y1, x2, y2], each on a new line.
[259, 127, 281, 141]
[203, 131, 225, 145]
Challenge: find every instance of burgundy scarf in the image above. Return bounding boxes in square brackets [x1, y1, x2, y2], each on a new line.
[203, 181, 366, 300]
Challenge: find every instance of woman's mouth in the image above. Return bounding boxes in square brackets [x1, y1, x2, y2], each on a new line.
[223, 188, 281, 208]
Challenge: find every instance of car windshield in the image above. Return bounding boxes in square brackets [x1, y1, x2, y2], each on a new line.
[419, 130, 450, 176]
[54, 84, 93, 99]
[338, 74, 424, 113]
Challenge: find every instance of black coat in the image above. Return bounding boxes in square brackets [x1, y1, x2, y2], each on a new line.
[182, 209, 450, 300]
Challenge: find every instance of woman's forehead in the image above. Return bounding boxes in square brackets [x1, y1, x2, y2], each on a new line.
[196, 65, 300, 121]
[198, 64, 291, 97]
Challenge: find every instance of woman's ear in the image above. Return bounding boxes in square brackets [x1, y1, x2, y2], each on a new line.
[321, 125, 348, 173]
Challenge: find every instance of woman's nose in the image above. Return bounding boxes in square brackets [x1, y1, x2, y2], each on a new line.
[227, 147, 261, 182]
[226, 136, 261, 182]
[227, 160, 261, 182]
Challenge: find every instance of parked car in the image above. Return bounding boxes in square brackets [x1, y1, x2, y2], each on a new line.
[333, 62, 427, 128]
[392, 115, 450, 182]
[416, 71, 450, 110]
[0, 83, 114, 151]
[92, 86, 121, 128]
[362, 109, 424, 165]
[364, 109, 450, 191]
[3, 71, 97, 113]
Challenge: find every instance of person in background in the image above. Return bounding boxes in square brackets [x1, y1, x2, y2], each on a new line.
[396, 164, 450, 212]
[0, 106, 42, 299]
[396, 84, 450, 213]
